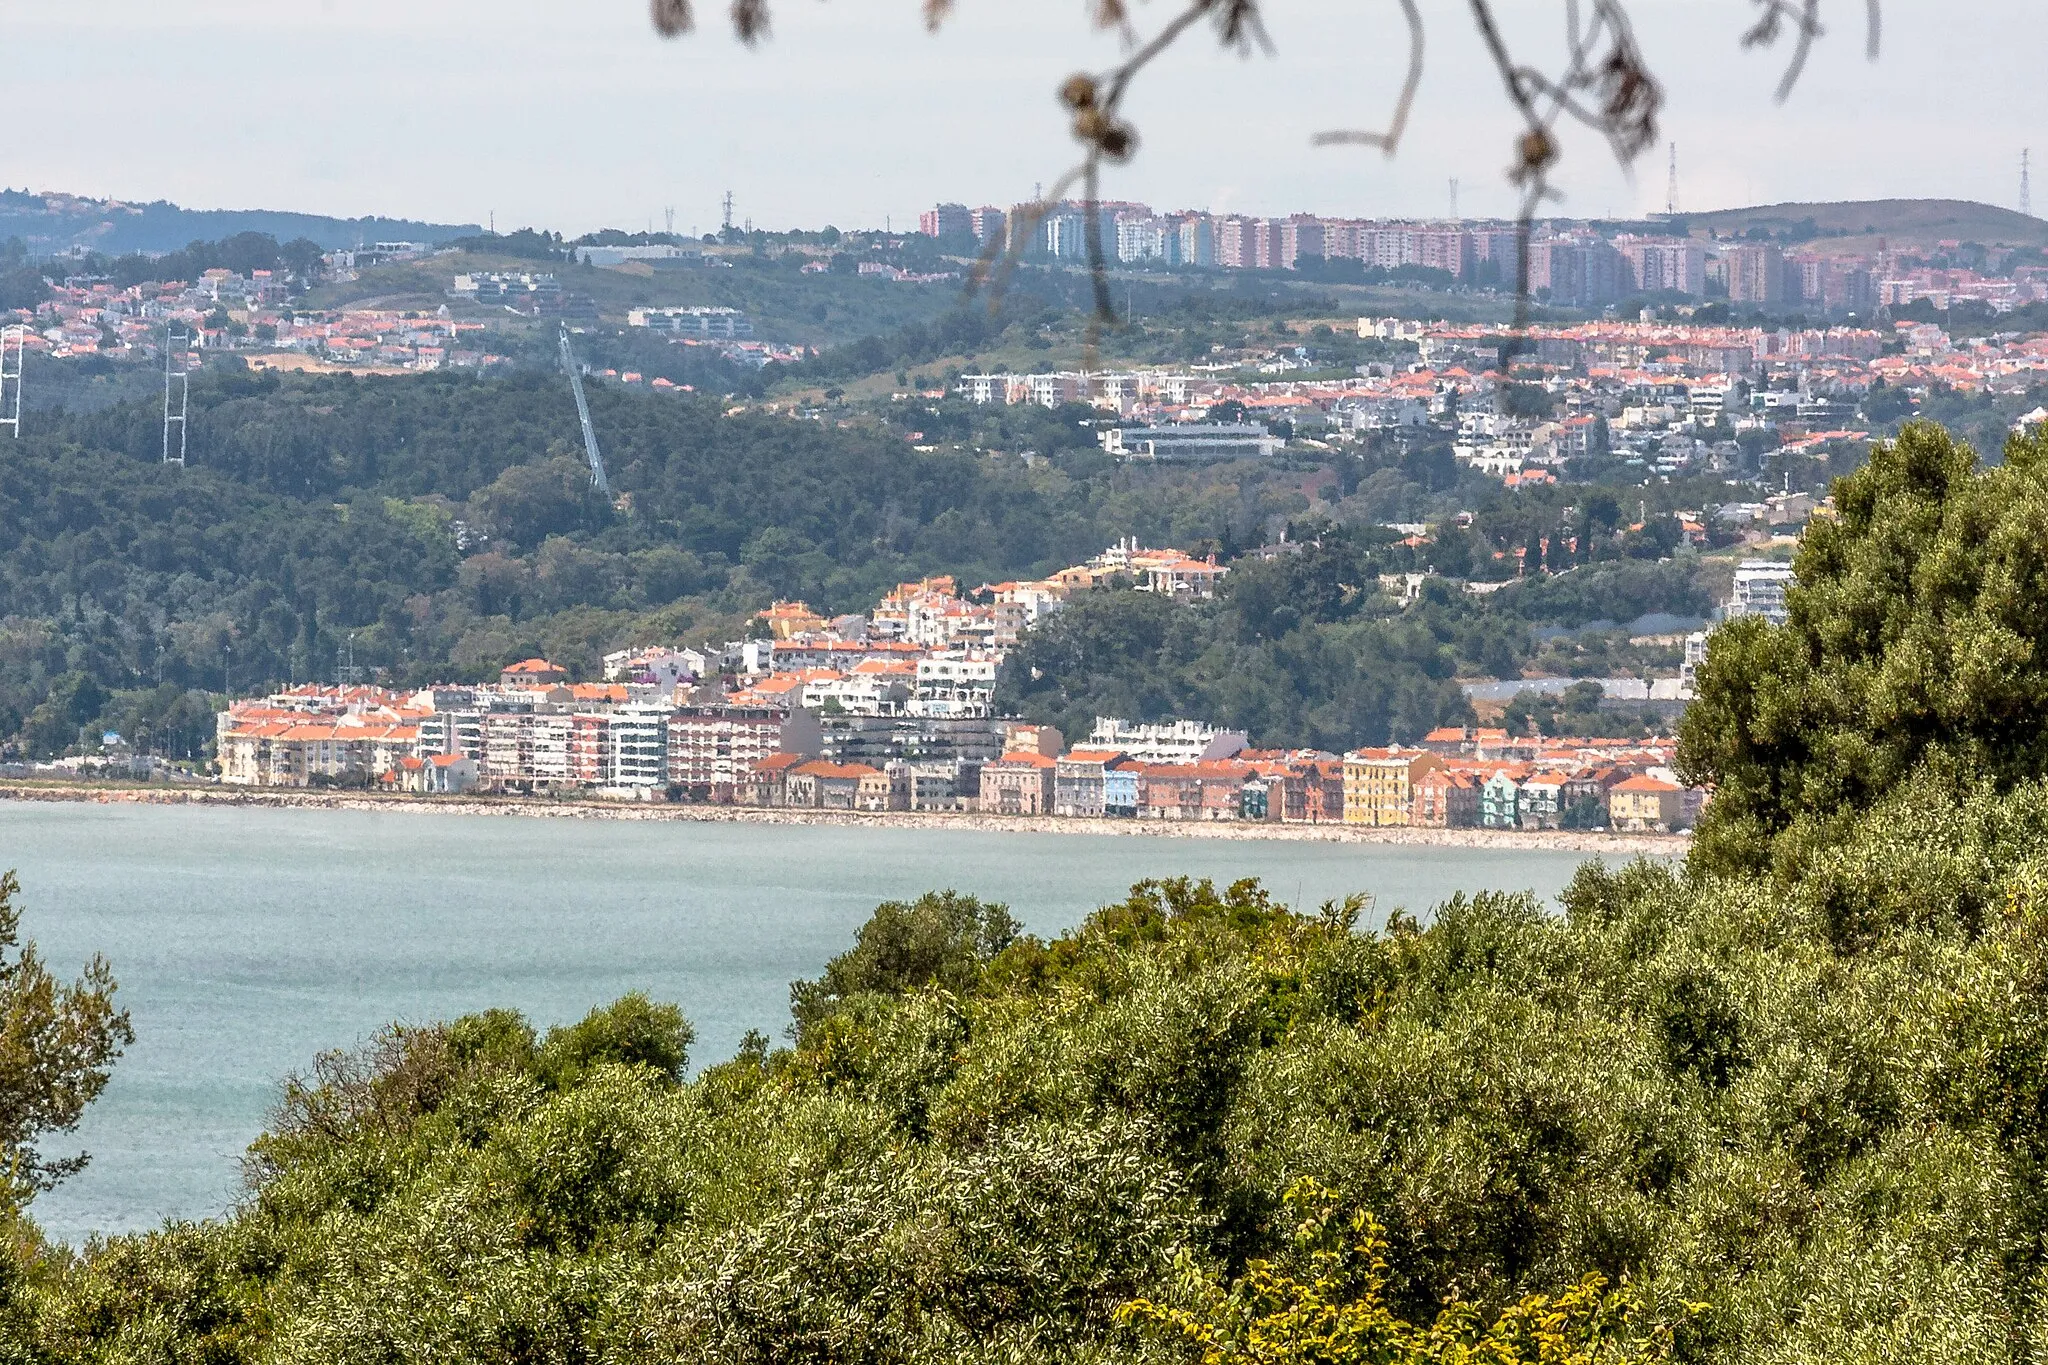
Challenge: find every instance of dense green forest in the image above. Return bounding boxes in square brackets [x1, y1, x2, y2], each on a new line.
[0, 364, 1715, 761]
[996, 548, 1709, 750]
[0, 367, 1281, 758]
[0, 422, 2041, 1361]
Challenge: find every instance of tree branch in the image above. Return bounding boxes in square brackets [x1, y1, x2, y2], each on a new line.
[1311, 0, 1424, 155]
[650, 0, 1888, 352]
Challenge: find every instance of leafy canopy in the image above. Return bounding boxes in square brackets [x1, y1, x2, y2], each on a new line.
[788, 889, 1019, 1036]
[0, 872, 132, 1194]
[1120, 1178, 1673, 1365]
[1682, 420, 2048, 880]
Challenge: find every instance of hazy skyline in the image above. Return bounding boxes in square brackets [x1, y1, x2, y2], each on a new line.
[4, 1, 2042, 235]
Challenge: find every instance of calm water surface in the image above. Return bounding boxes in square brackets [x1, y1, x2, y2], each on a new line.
[0, 803, 1620, 1243]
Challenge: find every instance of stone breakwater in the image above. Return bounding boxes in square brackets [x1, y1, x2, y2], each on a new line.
[0, 783, 1687, 857]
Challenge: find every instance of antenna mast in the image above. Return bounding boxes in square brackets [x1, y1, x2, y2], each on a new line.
[557, 323, 611, 497]
[721, 190, 735, 233]
[162, 327, 189, 465]
[2024, 149, 2034, 219]
[0, 325, 22, 439]
[1666, 142, 1679, 217]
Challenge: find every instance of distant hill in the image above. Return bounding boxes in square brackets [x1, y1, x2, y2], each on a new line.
[1678, 198, 2048, 251]
[0, 190, 479, 256]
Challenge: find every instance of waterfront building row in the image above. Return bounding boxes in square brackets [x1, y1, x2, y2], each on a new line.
[739, 740, 1698, 833]
[213, 686, 1701, 833]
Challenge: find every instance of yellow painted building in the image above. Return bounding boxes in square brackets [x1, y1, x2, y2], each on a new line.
[1341, 748, 1445, 826]
[1608, 774, 1682, 832]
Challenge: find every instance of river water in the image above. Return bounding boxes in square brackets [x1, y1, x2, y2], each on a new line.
[0, 803, 1620, 1244]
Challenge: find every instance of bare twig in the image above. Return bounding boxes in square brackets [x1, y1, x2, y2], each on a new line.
[649, 0, 692, 38]
[1311, 0, 1424, 154]
[652, 0, 1887, 355]
[731, 0, 770, 43]
[971, 0, 1252, 333]
[1743, 0, 1825, 102]
[966, 167, 1087, 313]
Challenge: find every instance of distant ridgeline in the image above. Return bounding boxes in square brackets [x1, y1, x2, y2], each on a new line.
[0, 189, 478, 256]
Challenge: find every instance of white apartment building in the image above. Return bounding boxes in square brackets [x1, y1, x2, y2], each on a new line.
[912, 653, 1000, 719]
[1115, 215, 1168, 262]
[1681, 631, 1710, 691]
[606, 706, 671, 788]
[626, 306, 753, 338]
[991, 582, 1066, 625]
[1453, 412, 1554, 477]
[1728, 560, 1796, 625]
[956, 374, 1009, 405]
[1087, 718, 1249, 765]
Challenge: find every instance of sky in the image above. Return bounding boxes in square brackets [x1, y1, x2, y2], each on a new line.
[2, 0, 2041, 235]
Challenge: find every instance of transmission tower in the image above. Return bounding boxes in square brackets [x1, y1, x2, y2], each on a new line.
[162, 327, 190, 466]
[0, 325, 23, 440]
[1666, 142, 1679, 217]
[2024, 149, 2034, 219]
[557, 324, 611, 497]
[664, 206, 676, 235]
[336, 632, 363, 687]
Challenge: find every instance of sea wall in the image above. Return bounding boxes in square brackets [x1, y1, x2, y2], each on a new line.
[0, 782, 1689, 856]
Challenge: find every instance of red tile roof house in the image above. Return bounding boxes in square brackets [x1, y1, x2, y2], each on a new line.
[738, 752, 809, 807]
[785, 760, 881, 811]
[1412, 767, 1480, 828]
[501, 658, 568, 687]
[379, 752, 478, 795]
[1139, 761, 1255, 821]
[1052, 749, 1128, 818]
[1609, 773, 1685, 832]
[1420, 726, 1472, 756]
[979, 751, 1057, 815]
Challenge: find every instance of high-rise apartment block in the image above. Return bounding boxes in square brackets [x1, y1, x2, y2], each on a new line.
[968, 206, 1005, 245]
[1274, 216, 1313, 271]
[1115, 213, 1169, 263]
[1528, 236, 1627, 308]
[910, 198, 1881, 315]
[1616, 236, 1706, 296]
[1787, 256, 1876, 314]
[918, 203, 972, 240]
[1725, 242, 1786, 305]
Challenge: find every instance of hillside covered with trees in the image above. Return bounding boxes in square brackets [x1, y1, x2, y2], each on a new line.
[996, 545, 1710, 751]
[0, 367, 1277, 758]
[0, 365, 1715, 762]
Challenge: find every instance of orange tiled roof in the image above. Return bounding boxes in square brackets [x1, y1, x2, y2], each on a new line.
[792, 760, 882, 779]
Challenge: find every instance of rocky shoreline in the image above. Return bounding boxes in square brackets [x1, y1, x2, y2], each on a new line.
[0, 782, 1688, 856]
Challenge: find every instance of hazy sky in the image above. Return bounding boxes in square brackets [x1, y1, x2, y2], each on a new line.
[3, 1, 2041, 234]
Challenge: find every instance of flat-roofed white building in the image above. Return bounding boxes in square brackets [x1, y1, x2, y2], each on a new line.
[1728, 560, 1796, 625]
